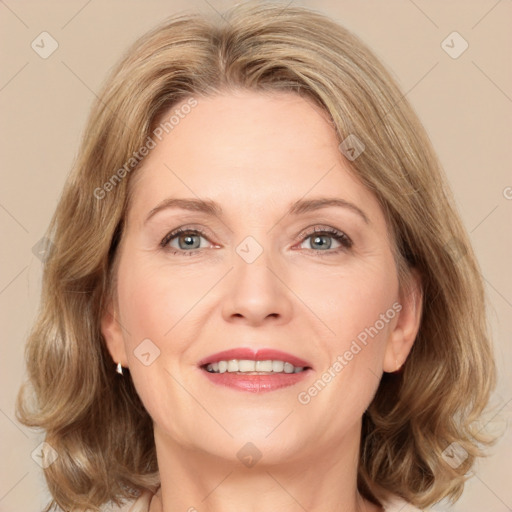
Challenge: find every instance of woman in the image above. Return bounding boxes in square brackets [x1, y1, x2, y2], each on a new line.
[16, 2, 496, 511]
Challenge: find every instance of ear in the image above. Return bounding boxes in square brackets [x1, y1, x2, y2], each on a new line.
[383, 267, 423, 373]
[101, 297, 129, 368]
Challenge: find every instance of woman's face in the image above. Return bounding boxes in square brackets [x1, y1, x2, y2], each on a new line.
[103, 90, 420, 465]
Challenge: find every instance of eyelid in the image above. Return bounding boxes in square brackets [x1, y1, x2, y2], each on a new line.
[292, 226, 353, 254]
[160, 224, 353, 255]
[294, 224, 350, 241]
[160, 225, 214, 249]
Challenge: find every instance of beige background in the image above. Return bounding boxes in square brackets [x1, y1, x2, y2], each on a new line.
[1, 1, 511, 511]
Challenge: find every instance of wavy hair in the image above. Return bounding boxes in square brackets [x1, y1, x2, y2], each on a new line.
[16, 2, 496, 510]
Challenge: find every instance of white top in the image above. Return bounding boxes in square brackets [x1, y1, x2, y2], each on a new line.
[116, 489, 424, 511]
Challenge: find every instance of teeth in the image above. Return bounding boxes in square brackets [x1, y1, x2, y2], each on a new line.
[272, 360, 284, 372]
[284, 362, 294, 374]
[205, 359, 306, 374]
[255, 360, 273, 372]
[239, 360, 255, 372]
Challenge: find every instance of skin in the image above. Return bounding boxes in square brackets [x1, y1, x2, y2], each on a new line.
[102, 90, 422, 512]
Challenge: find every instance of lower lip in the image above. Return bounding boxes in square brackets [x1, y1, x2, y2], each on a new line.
[201, 368, 312, 392]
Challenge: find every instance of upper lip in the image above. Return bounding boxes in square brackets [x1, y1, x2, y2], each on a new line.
[198, 348, 313, 369]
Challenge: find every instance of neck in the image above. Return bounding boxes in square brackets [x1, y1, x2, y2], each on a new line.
[151, 422, 382, 512]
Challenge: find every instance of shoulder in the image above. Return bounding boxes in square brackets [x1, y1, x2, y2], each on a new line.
[103, 489, 153, 512]
[109, 491, 427, 512]
[382, 495, 427, 511]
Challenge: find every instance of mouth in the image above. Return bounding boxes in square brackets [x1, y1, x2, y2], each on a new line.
[201, 359, 310, 374]
[197, 348, 313, 393]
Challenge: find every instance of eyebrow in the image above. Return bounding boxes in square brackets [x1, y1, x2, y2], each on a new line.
[144, 197, 370, 225]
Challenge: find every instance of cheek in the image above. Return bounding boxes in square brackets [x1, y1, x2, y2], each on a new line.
[117, 257, 205, 345]
[115, 253, 221, 405]
[118, 271, 169, 343]
[300, 258, 398, 347]
[297, 256, 399, 409]
[295, 273, 398, 436]
[115, 261, 197, 436]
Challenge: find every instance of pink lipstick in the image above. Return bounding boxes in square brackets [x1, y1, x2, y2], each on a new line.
[198, 347, 313, 393]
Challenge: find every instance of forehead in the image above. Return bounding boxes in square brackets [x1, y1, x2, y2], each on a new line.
[126, 90, 383, 226]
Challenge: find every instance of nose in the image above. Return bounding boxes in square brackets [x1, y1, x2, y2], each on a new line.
[221, 243, 293, 327]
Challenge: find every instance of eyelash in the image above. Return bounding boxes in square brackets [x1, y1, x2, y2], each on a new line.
[160, 226, 353, 257]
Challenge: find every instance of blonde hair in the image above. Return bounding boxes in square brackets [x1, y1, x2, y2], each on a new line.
[17, 2, 496, 510]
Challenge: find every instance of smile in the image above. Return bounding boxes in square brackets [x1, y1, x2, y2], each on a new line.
[203, 359, 307, 374]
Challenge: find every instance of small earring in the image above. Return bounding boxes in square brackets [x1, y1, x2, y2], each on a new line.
[116, 362, 124, 375]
